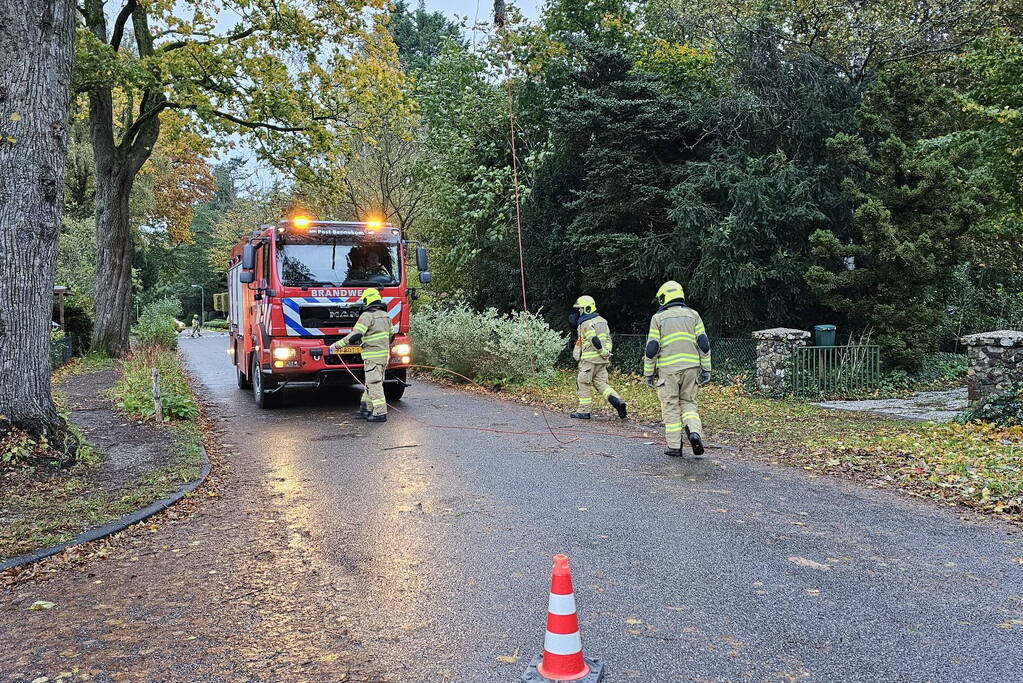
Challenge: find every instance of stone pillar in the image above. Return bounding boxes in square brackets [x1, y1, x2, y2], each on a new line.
[960, 330, 1023, 401]
[753, 328, 811, 392]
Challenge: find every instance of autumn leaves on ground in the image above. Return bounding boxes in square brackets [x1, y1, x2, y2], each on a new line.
[510, 370, 1023, 524]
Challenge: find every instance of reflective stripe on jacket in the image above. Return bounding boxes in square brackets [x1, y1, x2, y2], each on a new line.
[644, 305, 711, 375]
[578, 314, 612, 364]
[343, 308, 391, 362]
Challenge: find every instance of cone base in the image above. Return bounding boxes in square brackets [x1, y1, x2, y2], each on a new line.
[521, 655, 605, 682]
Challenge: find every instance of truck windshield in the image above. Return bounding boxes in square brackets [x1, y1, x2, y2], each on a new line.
[276, 237, 400, 287]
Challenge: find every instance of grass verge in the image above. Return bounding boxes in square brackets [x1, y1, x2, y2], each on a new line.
[0, 348, 203, 561]
[493, 368, 1022, 523]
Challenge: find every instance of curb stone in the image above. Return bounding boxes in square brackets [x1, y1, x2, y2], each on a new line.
[0, 445, 211, 572]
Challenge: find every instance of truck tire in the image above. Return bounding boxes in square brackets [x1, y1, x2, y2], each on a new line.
[237, 347, 251, 389]
[251, 354, 277, 409]
[384, 368, 406, 403]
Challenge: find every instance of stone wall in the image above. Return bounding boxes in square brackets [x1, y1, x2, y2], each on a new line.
[753, 328, 811, 392]
[960, 330, 1023, 401]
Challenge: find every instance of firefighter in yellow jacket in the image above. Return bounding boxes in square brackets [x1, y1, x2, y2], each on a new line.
[569, 295, 627, 420]
[329, 288, 391, 423]
[643, 281, 711, 456]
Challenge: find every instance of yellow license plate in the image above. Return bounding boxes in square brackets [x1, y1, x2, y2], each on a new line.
[334, 345, 361, 354]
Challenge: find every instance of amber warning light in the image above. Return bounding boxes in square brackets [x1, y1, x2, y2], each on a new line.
[292, 215, 311, 230]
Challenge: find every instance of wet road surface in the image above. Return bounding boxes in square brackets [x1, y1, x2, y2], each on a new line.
[3, 334, 1022, 681]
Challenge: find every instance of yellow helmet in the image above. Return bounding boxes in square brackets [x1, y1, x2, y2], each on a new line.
[572, 295, 597, 314]
[656, 280, 685, 305]
[360, 288, 382, 305]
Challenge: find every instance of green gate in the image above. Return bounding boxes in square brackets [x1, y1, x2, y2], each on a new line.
[792, 345, 881, 398]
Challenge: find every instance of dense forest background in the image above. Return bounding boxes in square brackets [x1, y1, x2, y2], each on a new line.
[57, 0, 1023, 370]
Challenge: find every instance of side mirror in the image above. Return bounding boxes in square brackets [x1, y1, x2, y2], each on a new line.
[239, 271, 254, 284]
[419, 271, 432, 284]
[242, 243, 256, 270]
[416, 246, 428, 272]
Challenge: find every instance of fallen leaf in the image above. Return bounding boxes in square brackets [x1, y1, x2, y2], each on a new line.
[496, 647, 521, 664]
[625, 617, 643, 625]
[29, 600, 55, 611]
[788, 556, 831, 571]
[317, 654, 341, 662]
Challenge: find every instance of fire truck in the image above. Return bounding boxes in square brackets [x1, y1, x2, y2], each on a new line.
[227, 217, 430, 408]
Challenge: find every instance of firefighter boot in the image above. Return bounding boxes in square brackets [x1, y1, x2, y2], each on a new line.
[357, 401, 370, 419]
[608, 395, 627, 420]
[686, 426, 705, 457]
[664, 447, 683, 457]
[569, 412, 591, 419]
[367, 414, 387, 423]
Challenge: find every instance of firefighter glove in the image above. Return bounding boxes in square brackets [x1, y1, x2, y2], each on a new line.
[645, 375, 656, 389]
[699, 370, 711, 386]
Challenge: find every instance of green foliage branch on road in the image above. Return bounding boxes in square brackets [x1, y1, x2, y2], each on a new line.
[411, 300, 567, 387]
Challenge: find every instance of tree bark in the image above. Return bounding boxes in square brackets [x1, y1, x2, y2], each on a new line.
[87, 4, 162, 356]
[0, 1, 76, 447]
[90, 107, 137, 357]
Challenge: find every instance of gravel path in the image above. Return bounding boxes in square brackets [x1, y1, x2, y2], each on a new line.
[814, 387, 969, 422]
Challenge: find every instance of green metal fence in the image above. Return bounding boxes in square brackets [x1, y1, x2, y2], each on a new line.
[607, 334, 756, 387]
[50, 334, 75, 368]
[791, 344, 881, 398]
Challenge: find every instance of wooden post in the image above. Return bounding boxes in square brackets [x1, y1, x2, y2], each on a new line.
[151, 367, 163, 422]
[58, 292, 65, 331]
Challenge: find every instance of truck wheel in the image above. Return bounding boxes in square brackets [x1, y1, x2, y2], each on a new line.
[384, 369, 406, 402]
[251, 354, 277, 409]
[237, 348, 251, 389]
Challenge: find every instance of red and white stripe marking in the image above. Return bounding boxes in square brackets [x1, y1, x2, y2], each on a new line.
[537, 554, 590, 681]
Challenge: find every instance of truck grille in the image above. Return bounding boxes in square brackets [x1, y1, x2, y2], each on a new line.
[298, 304, 360, 329]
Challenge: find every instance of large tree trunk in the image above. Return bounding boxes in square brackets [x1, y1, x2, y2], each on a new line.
[86, 3, 163, 357]
[91, 118, 137, 357]
[0, 1, 76, 448]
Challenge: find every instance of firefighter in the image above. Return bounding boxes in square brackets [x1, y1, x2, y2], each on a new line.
[569, 295, 627, 420]
[191, 315, 202, 338]
[329, 288, 391, 422]
[643, 281, 711, 457]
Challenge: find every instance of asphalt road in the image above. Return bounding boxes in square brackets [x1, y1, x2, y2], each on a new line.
[4, 334, 1023, 682]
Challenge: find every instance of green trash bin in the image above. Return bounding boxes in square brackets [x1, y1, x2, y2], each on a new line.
[815, 324, 836, 347]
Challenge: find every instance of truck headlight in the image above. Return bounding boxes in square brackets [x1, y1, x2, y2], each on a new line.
[391, 343, 411, 356]
[272, 346, 297, 360]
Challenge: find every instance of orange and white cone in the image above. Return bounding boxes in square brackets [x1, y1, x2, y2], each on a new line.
[521, 554, 605, 682]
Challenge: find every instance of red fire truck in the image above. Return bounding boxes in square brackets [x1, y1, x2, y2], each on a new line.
[227, 217, 430, 408]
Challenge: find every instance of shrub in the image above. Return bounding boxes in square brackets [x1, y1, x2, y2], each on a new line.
[960, 384, 1023, 427]
[412, 300, 568, 386]
[134, 297, 182, 350]
[203, 318, 229, 330]
[113, 347, 198, 422]
[913, 352, 969, 387]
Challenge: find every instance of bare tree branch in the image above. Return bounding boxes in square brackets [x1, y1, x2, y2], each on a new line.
[160, 26, 258, 52]
[110, 1, 137, 50]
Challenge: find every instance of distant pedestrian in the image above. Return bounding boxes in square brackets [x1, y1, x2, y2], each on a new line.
[191, 314, 202, 338]
[643, 281, 711, 457]
[569, 295, 627, 420]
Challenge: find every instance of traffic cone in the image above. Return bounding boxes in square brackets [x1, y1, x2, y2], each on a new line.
[521, 554, 605, 682]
